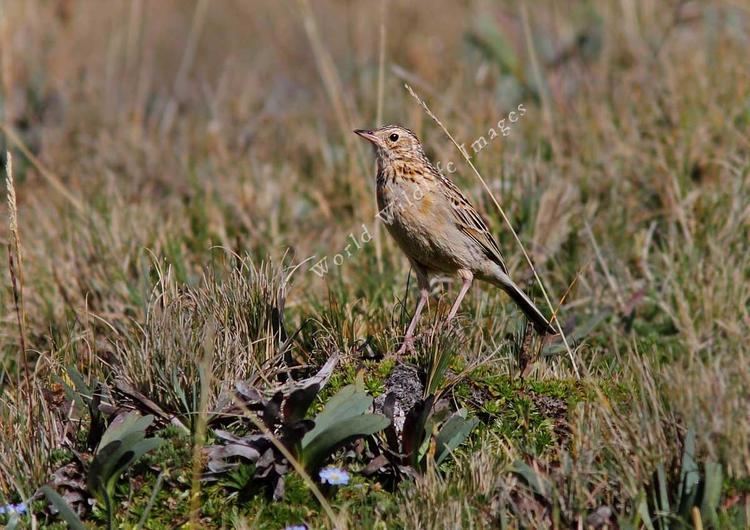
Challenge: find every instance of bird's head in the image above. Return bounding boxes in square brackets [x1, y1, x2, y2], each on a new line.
[354, 125, 426, 165]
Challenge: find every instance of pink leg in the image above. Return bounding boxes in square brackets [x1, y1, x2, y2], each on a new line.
[396, 287, 429, 355]
[445, 269, 473, 322]
[396, 265, 430, 355]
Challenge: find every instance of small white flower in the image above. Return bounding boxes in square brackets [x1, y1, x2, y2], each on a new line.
[318, 466, 350, 485]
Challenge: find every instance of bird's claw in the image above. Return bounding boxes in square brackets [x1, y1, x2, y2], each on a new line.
[394, 335, 416, 357]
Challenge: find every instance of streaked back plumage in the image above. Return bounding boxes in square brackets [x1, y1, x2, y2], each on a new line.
[354, 124, 556, 337]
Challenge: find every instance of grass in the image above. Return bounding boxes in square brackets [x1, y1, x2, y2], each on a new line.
[1, 0, 749, 528]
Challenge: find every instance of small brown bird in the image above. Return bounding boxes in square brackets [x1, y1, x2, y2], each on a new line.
[355, 125, 556, 354]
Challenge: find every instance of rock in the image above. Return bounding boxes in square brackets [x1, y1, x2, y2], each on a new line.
[373, 363, 423, 432]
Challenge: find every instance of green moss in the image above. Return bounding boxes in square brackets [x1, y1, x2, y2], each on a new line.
[455, 374, 628, 455]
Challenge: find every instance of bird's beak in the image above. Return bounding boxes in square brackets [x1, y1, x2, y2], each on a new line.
[353, 129, 379, 145]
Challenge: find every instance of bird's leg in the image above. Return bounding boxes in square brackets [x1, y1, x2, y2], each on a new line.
[395, 265, 430, 356]
[396, 286, 429, 355]
[445, 270, 473, 322]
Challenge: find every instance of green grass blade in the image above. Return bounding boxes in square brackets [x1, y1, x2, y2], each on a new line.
[41, 486, 88, 530]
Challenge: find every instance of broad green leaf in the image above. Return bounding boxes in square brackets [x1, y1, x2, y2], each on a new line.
[92, 432, 146, 497]
[41, 485, 88, 530]
[301, 385, 372, 448]
[98, 414, 154, 452]
[88, 440, 124, 500]
[301, 413, 389, 470]
[103, 438, 163, 503]
[88, 412, 161, 511]
[435, 412, 479, 465]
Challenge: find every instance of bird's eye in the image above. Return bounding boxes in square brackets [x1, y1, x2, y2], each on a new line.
[389, 133, 399, 142]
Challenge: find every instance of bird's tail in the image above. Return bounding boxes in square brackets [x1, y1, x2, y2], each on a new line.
[494, 275, 557, 335]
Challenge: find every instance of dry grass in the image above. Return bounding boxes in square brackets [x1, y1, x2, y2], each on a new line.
[0, 0, 748, 527]
[114, 257, 293, 419]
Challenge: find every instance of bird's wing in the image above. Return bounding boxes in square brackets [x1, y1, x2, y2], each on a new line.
[439, 175, 508, 274]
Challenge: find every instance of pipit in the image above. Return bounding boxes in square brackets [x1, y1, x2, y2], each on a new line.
[355, 125, 556, 355]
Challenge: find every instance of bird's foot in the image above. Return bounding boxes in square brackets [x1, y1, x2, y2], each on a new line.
[393, 335, 417, 357]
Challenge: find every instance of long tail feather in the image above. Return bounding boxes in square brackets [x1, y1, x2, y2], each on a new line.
[497, 276, 557, 334]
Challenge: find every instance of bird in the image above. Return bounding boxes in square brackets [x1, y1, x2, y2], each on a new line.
[354, 124, 557, 355]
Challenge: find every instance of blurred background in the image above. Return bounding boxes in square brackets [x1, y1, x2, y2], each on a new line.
[1, 0, 749, 527]
[2, 1, 748, 273]
[2, 0, 748, 340]
[2, 1, 744, 234]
